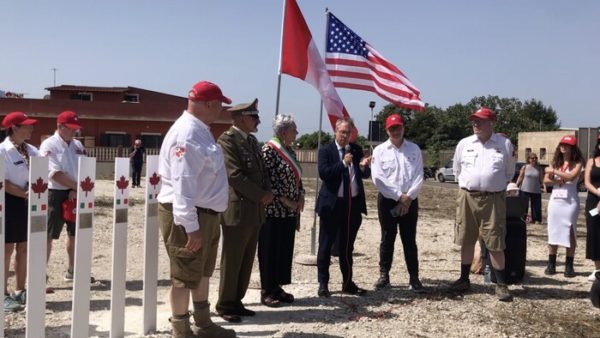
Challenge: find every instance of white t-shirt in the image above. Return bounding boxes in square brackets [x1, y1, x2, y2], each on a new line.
[0, 137, 40, 189]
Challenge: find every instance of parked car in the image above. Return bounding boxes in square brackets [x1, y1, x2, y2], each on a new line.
[436, 160, 455, 182]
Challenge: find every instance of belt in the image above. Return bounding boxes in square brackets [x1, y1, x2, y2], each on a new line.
[196, 207, 219, 215]
[461, 188, 504, 196]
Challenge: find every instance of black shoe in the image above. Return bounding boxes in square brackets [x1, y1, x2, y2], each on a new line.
[234, 306, 255, 316]
[409, 278, 425, 294]
[544, 263, 556, 275]
[219, 313, 241, 323]
[564, 264, 576, 278]
[449, 278, 470, 292]
[342, 283, 367, 296]
[374, 273, 390, 290]
[318, 284, 330, 298]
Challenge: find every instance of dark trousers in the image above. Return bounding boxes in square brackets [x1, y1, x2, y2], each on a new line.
[132, 162, 143, 187]
[317, 196, 362, 287]
[258, 216, 297, 293]
[522, 191, 542, 223]
[377, 194, 419, 278]
[216, 223, 261, 312]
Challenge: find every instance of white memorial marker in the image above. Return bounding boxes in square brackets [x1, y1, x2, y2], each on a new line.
[143, 155, 161, 334]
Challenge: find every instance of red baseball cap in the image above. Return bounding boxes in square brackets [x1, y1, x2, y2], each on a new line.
[57, 110, 82, 130]
[469, 107, 496, 121]
[385, 114, 404, 129]
[559, 135, 577, 146]
[188, 81, 232, 104]
[2, 112, 38, 129]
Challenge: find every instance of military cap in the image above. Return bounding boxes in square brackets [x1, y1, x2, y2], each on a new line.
[227, 98, 259, 116]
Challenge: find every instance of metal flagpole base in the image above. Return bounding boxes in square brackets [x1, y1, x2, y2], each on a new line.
[295, 254, 317, 266]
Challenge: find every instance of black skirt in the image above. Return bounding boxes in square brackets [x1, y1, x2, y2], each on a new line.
[5, 193, 28, 243]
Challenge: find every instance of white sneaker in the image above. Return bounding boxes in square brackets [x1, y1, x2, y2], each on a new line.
[588, 270, 600, 282]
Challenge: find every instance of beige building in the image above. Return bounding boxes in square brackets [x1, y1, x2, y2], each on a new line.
[517, 130, 576, 165]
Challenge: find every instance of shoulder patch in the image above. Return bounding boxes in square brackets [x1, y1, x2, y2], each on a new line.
[174, 146, 186, 159]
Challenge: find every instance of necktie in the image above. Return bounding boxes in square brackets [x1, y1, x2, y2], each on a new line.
[248, 135, 260, 158]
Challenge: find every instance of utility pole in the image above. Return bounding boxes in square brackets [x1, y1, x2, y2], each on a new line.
[52, 68, 57, 87]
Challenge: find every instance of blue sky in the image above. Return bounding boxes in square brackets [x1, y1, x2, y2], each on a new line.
[2, 0, 598, 141]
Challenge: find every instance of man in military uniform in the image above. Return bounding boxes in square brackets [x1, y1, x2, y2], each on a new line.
[216, 98, 273, 322]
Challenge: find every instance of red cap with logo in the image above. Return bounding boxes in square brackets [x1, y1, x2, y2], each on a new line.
[385, 114, 405, 129]
[2, 112, 38, 128]
[57, 110, 82, 130]
[188, 81, 232, 104]
[559, 135, 577, 146]
[469, 107, 496, 121]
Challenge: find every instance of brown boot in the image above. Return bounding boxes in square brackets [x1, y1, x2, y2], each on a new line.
[169, 312, 196, 338]
[192, 302, 236, 338]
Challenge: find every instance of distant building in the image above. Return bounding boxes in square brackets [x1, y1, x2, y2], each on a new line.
[518, 127, 598, 164]
[0, 85, 232, 147]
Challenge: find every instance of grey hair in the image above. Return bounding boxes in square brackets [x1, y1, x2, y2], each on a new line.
[335, 117, 354, 130]
[273, 114, 296, 135]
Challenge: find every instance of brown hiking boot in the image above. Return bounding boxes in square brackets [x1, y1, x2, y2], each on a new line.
[495, 284, 513, 302]
[193, 323, 236, 338]
[169, 313, 196, 338]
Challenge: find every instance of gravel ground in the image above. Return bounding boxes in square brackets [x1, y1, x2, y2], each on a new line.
[3, 178, 600, 337]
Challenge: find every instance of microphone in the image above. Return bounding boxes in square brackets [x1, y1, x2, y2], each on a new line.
[344, 144, 351, 154]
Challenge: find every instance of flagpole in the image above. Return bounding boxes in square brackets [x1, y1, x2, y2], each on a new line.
[275, 0, 286, 117]
[309, 7, 329, 257]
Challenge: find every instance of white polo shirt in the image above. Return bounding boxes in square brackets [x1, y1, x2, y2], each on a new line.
[157, 111, 229, 233]
[452, 133, 514, 192]
[39, 131, 86, 190]
[371, 138, 423, 201]
[0, 138, 40, 190]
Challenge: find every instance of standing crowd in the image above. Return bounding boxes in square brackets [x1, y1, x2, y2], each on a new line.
[1, 80, 599, 337]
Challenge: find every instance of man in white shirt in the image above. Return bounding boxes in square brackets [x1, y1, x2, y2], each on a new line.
[450, 107, 515, 302]
[40, 110, 86, 286]
[157, 81, 235, 338]
[371, 114, 424, 293]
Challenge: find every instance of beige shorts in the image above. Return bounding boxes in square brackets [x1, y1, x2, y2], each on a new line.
[454, 189, 506, 251]
[158, 203, 220, 289]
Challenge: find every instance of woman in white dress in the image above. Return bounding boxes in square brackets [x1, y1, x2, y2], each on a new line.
[543, 135, 584, 277]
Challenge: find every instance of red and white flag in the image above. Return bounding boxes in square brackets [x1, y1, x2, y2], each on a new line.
[325, 12, 424, 111]
[280, 0, 357, 138]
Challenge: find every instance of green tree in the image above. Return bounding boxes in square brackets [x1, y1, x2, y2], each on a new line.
[296, 131, 331, 149]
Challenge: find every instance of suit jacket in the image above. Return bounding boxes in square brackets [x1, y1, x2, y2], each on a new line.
[218, 127, 271, 226]
[316, 142, 370, 216]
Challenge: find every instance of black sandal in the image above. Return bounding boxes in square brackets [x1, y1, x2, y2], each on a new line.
[261, 294, 281, 308]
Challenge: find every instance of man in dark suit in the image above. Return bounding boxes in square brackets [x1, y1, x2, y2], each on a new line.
[316, 118, 371, 297]
[216, 98, 273, 322]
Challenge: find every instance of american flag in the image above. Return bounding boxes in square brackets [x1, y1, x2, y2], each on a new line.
[325, 12, 424, 111]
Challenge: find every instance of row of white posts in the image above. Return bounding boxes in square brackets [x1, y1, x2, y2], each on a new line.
[0, 155, 162, 338]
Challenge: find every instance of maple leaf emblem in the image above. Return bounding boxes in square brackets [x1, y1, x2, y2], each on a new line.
[175, 146, 185, 159]
[80, 176, 95, 198]
[31, 177, 48, 199]
[149, 172, 161, 190]
[116, 176, 129, 194]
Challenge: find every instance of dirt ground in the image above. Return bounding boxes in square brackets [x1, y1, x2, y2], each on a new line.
[3, 178, 600, 337]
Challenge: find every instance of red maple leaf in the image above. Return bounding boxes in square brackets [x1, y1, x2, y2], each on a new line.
[149, 172, 161, 190]
[116, 176, 129, 194]
[80, 176, 95, 198]
[31, 177, 48, 199]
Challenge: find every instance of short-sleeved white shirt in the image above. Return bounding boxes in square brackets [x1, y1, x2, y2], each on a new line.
[157, 111, 229, 233]
[371, 138, 424, 201]
[0, 138, 40, 189]
[39, 131, 86, 190]
[452, 133, 514, 192]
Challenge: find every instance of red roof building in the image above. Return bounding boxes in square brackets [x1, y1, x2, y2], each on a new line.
[0, 85, 232, 148]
